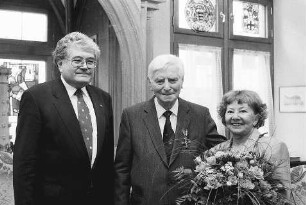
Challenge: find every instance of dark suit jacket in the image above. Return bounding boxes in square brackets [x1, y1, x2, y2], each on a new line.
[114, 97, 225, 205]
[13, 79, 114, 205]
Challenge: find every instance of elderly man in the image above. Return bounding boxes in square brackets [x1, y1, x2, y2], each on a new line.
[114, 54, 225, 205]
[13, 32, 114, 205]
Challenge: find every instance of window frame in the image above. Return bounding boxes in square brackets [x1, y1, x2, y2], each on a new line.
[173, 0, 225, 38]
[171, 0, 274, 138]
[0, 6, 49, 43]
[228, 42, 274, 91]
[171, 0, 273, 93]
[228, 0, 273, 43]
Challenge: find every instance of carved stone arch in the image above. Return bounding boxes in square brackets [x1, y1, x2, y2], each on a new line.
[97, 0, 146, 108]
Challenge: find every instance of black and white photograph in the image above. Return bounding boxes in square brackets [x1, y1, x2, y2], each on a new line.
[0, 0, 305, 205]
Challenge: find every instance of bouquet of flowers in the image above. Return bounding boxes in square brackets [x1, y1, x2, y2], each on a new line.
[174, 149, 292, 205]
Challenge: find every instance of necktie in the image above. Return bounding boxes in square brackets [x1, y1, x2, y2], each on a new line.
[163, 110, 174, 164]
[75, 89, 92, 161]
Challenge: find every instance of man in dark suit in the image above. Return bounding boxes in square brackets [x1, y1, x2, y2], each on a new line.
[114, 54, 226, 205]
[13, 32, 114, 205]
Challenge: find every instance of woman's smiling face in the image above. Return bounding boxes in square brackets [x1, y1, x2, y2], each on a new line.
[225, 101, 258, 138]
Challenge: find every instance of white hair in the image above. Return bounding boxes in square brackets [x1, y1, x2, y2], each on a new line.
[147, 54, 184, 81]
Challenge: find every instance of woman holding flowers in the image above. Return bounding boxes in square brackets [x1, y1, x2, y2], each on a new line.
[175, 90, 292, 204]
[210, 90, 291, 199]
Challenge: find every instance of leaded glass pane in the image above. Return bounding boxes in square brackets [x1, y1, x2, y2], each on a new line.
[232, 0, 268, 38]
[179, 44, 224, 134]
[179, 0, 219, 32]
[0, 9, 47, 42]
[0, 59, 46, 143]
[232, 49, 272, 134]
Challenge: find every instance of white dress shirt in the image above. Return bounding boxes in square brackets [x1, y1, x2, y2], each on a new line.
[154, 97, 178, 138]
[61, 76, 97, 166]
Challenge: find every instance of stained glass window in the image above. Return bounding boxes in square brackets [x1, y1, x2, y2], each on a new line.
[232, 0, 268, 38]
[0, 59, 46, 144]
[172, 0, 273, 139]
[179, 0, 219, 32]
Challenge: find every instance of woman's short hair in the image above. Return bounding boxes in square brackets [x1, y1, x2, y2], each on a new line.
[218, 90, 268, 128]
[52, 32, 100, 66]
[147, 54, 184, 81]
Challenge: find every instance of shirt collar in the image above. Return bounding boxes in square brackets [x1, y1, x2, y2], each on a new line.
[154, 97, 179, 119]
[60, 75, 89, 98]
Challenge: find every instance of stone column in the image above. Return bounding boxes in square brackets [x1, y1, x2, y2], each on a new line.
[0, 65, 11, 149]
[141, 0, 166, 99]
[98, 0, 166, 108]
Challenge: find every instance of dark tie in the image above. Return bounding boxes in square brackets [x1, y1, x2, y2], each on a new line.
[75, 89, 92, 161]
[163, 110, 174, 164]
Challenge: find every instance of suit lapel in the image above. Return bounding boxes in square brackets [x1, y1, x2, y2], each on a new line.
[86, 86, 106, 166]
[51, 79, 89, 162]
[169, 98, 191, 166]
[143, 98, 169, 166]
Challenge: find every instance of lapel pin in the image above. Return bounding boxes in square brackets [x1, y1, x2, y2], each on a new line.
[181, 129, 190, 149]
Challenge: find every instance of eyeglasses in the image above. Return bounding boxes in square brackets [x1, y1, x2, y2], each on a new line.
[69, 58, 97, 69]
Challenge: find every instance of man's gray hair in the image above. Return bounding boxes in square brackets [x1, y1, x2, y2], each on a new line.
[147, 54, 184, 81]
[52, 32, 100, 66]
